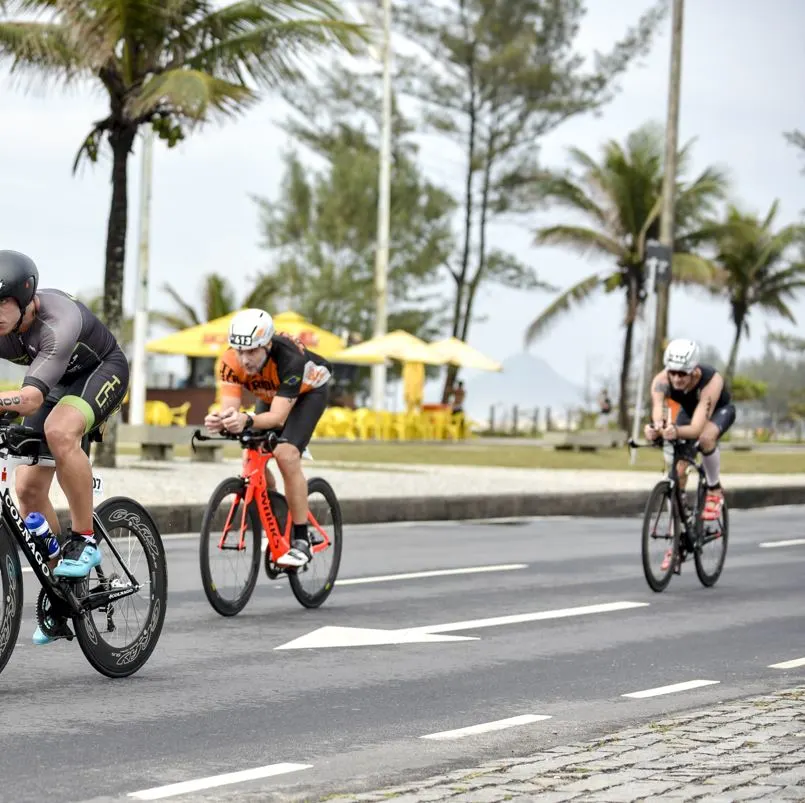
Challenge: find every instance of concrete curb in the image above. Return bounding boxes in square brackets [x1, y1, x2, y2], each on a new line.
[49, 483, 805, 536]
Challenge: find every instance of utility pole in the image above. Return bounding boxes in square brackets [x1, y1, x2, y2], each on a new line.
[651, 0, 684, 378]
[370, 0, 392, 411]
[130, 127, 155, 426]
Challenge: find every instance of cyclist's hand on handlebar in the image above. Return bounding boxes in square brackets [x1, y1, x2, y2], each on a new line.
[644, 422, 661, 441]
[660, 422, 678, 441]
[220, 408, 247, 434]
[204, 412, 224, 433]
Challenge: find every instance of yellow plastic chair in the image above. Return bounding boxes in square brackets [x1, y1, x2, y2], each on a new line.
[354, 408, 380, 440]
[144, 400, 173, 426]
[169, 401, 191, 426]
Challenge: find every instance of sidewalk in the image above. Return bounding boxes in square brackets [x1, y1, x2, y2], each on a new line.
[334, 687, 805, 802]
[21, 454, 805, 532]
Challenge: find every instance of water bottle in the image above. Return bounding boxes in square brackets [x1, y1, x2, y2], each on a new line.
[25, 512, 60, 561]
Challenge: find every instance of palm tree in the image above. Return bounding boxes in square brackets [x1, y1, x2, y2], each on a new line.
[690, 200, 805, 383]
[0, 0, 364, 465]
[154, 272, 279, 386]
[524, 122, 729, 430]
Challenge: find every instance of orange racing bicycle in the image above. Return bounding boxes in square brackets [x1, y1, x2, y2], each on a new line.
[192, 428, 342, 615]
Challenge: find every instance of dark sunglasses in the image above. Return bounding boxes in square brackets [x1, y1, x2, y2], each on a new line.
[668, 369, 690, 378]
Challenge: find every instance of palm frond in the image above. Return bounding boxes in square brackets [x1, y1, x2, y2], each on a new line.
[523, 273, 605, 347]
[129, 69, 256, 121]
[670, 252, 723, 287]
[535, 225, 626, 262]
[161, 282, 201, 328]
[203, 274, 236, 320]
[0, 20, 87, 84]
[185, 18, 365, 85]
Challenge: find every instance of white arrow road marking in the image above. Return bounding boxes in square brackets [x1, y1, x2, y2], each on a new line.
[275, 600, 649, 650]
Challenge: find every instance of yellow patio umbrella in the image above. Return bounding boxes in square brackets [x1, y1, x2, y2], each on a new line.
[146, 309, 345, 359]
[330, 330, 448, 365]
[427, 336, 503, 372]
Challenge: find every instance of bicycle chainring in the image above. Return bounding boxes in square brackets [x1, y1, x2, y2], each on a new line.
[35, 587, 74, 641]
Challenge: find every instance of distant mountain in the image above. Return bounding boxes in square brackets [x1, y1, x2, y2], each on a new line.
[462, 352, 585, 420]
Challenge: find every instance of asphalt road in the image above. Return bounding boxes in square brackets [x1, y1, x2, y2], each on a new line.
[0, 507, 803, 802]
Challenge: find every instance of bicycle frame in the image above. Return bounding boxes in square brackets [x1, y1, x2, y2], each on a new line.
[0, 430, 142, 616]
[630, 436, 718, 546]
[193, 429, 331, 561]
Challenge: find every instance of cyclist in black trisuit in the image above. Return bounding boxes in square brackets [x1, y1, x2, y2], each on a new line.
[0, 251, 129, 642]
[645, 337, 736, 521]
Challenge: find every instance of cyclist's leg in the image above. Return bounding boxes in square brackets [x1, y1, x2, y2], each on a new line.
[673, 410, 694, 491]
[274, 387, 329, 567]
[52, 350, 129, 578]
[700, 403, 735, 521]
[253, 399, 278, 491]
[16, 390, 60, 533]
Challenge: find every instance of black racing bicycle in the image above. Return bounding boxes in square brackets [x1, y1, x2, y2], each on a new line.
[0, 421, 168, 678]
[629, 436, 729, 592]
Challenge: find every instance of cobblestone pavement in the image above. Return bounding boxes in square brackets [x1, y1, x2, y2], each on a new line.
[320, 688, 805, 802]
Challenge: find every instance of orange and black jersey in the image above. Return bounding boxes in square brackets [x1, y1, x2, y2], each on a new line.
[218, 335, 332, 406]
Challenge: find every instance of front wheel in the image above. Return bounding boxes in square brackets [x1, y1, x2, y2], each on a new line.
[200, 477, 262, 616]
[73, 496, 168, 678]
[694, 490, 729, 587]
[0, 524, 22, 677]
[289, 477, 343, 609]
[641, 480, 680, 593]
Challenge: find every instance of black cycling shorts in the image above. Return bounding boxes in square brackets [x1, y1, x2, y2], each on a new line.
[23, 348, 130, 437]
[676, 403, 736, 438]
[255, 386, 329, 453]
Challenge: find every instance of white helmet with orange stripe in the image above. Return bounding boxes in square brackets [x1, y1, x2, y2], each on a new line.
[228, 308, 275, 351]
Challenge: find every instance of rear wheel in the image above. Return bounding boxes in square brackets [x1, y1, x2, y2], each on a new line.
[0, 525, 22, 677]
[288, 477, 343, 609]
[641, 481, 680, 593]
[694, 485, 729, 587]
[200, 477, 261, 616]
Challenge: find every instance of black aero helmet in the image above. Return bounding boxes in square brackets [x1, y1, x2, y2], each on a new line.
[0, 250, 38, 310]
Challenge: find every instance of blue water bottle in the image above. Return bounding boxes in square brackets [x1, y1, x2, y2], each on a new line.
[25, 512, 61, 561]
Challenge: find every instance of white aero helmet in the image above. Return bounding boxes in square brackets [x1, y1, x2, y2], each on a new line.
[663, 338, 700, 374]
[228, 308, 275, 351]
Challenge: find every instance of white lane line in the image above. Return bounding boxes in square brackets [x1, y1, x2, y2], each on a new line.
[421, 714, 552, 741]
[337, 564, 527, 586]
[769, 657, 805, 669]
[759, 538, 805, 548]
[128, 762, 312, 800]
[622, 679, 720, 699]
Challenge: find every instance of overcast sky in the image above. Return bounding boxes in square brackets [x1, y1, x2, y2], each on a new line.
[1, 0, 803, 388]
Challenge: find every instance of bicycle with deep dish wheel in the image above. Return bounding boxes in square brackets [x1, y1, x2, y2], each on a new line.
[0, 421, 168, 678]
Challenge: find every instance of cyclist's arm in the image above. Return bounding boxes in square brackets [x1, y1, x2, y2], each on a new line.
[0, 386, 44, 417]
[676, 373, 723, 440]
[251, 395, 297, 430]
[650, 370, 670, 424]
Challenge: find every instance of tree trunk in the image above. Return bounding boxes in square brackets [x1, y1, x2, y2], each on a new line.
[725, 321, 743, 384]
[618, 275, 640, 431]
[95, 127, 136, 469]
[442, 34, 477, 404]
